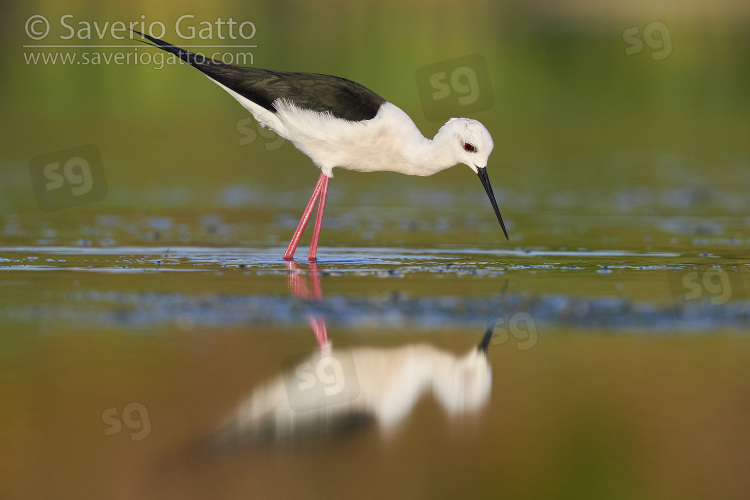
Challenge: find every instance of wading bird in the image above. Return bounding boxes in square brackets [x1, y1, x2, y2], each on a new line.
[133, 31, 509, 261]
[211, 327, 494, 445]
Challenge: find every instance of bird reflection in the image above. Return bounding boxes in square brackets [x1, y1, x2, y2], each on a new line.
[210, 262, 494, 447]
[212, 330, 493, 446]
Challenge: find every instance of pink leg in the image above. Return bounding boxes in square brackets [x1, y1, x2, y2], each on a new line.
[283, 173, 328, 261]
[308, 176, 329, 262]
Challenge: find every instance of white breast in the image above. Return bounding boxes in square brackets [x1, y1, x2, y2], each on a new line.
[207, 75, 448, 177]
[273, 101, 434, 177]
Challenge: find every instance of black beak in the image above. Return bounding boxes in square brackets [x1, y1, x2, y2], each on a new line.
[478, 320, 495, 353]
[477, 167, 509, 240]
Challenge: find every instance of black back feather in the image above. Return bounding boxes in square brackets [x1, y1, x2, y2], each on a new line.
[133, 30, 386, 122]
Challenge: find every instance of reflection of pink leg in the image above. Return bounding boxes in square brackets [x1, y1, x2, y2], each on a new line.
[309, 315, 329, 347]
[308, 176, 329, 262]
[283, 173, 328, 261]
[308, 262, 323, 300]
[307, 263, 328, 346]
[285, 261, 329, 348]
[285, 261, 310, 299]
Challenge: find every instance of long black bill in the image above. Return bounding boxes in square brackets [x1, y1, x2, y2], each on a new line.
[477, 167, 509, 240]
[478, 320, 495, 353]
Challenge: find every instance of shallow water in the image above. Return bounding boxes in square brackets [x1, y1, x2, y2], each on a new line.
[2, 234, 750, 499]
[4, 26, 750, 498]
[4, 1, 750, 495]
[2, 244, 747, 331]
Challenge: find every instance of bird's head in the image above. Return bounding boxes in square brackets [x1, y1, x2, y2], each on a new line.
[444, 118, 495, 170]
[441, 118, 508, 239]
[431, 326, 496, 416]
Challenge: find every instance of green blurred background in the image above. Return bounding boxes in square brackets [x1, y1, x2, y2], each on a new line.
[2, 0, 749, 251]
[2, 3, 750, 499]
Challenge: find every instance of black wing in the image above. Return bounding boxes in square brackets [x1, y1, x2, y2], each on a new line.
[133, 30, 386, 122]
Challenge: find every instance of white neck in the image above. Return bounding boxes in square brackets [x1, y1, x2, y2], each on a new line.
[401, 124, 459, 177]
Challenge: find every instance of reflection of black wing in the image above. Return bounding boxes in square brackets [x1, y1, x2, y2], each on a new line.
[209, 411, 376, 450]
[134, 30, 386, 122]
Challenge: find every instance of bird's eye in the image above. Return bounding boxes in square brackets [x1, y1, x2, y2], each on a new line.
[464, 143, 476, 153]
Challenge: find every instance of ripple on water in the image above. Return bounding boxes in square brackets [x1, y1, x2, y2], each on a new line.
[1, 246, 747, 332]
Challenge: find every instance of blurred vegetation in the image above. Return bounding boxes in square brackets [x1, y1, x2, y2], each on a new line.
[2, 6, 750, 496]
[1, 0, 749, 244]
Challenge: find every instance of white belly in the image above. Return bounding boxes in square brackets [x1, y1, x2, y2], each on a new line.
[273, 101, 433, 177]
[206, 76, 446, 178]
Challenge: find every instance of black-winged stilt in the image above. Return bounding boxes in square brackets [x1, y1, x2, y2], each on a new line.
[212, 327, 494, 445]
[133, 31, 509, 261]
